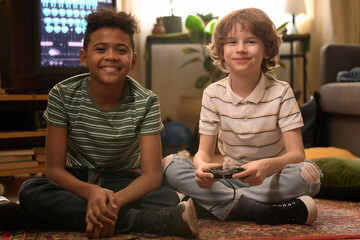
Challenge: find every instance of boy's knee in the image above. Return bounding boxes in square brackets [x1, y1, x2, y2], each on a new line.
[18, 177, 40, 203]
[162, 154, 195, 176]
[162, 154, 175, 171]
[300, 162, 321, 184]
[18, 177, 50, 203]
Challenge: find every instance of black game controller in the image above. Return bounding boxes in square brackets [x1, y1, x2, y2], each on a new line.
[205, 167, 245, 179]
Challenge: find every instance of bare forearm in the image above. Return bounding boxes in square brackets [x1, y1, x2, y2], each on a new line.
[45, 124, 97, 200]
[260, 151, 305, 176]
[194, 134, 217, 169]
[45, 165, 98, 200]
[114, 172, 162, 207]
[194, 150, 214, 169]
[113, 133, 164, 207]
[265, 128, 305, 174]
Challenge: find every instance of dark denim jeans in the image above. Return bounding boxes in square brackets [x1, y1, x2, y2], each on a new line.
[18, 168, 179, 233]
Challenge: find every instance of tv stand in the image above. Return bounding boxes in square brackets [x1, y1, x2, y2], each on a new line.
[0, 94, 48, 194]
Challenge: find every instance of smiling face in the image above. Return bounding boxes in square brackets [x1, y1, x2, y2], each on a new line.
[223, 24, 268, 78]
[80, 27, 137, 87]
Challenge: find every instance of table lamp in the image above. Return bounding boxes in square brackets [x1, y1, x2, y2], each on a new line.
[284, 0, 306, 34]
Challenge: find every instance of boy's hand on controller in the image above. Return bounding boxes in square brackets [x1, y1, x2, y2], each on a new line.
[195, 162, 223, 189]
[233, 160, 268, 186]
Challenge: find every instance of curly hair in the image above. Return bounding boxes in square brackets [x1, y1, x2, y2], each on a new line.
[83, 8, 139, 51]
[209, 8, 281, 73]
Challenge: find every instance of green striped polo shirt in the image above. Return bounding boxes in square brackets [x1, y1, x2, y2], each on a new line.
[199, 73, 304, 167]
[43, 73, 164, 172]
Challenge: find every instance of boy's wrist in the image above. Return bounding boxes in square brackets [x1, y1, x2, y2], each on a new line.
[84, 183, 102, 201]
[194, 153, 213, 169]
[114, 191, 126, 208]
[194, 158, 209, 170]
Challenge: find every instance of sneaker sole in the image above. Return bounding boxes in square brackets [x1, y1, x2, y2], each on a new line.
[298, 195, 318, 224]
[181, 198, 199, 237]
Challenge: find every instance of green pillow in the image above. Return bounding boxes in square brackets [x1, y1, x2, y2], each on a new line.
[312, 157, 360, 201]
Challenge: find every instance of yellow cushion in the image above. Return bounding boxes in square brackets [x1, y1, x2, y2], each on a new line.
[305, 147, 358, 160]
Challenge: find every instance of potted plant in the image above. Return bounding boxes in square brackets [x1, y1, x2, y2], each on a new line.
[177, 14, 222, 132]
[152, 17, 166, 35]
[180, 14, 225, 89]
[162, 0, 182, 34]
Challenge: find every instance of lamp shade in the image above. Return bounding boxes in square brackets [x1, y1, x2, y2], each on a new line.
[284, 0, 306, 14]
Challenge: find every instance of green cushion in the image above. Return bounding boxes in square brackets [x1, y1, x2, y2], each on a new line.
[312, 157, 360, 201]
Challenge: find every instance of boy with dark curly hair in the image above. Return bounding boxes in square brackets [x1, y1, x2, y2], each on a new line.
[0, 8, 198, 239]
[163, 8, 322, 225]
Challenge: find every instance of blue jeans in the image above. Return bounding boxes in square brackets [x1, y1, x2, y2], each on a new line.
[163, 155, 321, 221]
[19, 168, 179, 233]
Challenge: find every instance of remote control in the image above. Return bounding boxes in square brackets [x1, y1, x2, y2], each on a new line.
[205, 167, 245, 179]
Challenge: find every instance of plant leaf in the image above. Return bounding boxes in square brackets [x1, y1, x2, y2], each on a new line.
[278, 60, 286, 68]
[179, 57, 201, 68]
[185, 15, 205, 32]
[203, 55, 215, 73]
[195, 75, 210, 89]
[189, 31, 205, 43]
[204, 19, 218, 35]
[182, 47, 200, 54]
[212, 68, 226, 81]
[276, 21, 289, 34]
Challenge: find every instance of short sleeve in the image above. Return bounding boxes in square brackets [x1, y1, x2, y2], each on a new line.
[278, 85, 304, 132]
[139, 93, 164, 136]
[43, 85, 68, 128]
[198, 88, 220, 136]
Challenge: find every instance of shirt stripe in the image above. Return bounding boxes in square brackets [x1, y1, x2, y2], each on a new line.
[199, 73, 303, 167]
[44, 73, 164, 172]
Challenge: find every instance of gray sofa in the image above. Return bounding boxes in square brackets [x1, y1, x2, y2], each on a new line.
[318, 44, 360, 157]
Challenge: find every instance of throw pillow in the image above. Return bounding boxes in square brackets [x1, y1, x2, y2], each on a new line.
[300, 92, 327, 148]
[312, 157, 360, 201]
[337, 67, 360, 82]
[305, 147, 358, 160]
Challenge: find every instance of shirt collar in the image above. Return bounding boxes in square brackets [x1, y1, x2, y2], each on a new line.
[226, 73, 266, 105]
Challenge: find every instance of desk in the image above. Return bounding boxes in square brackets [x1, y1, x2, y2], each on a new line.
[146, 33, 310, 102]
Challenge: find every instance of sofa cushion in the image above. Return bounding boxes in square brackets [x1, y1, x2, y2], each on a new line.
[312, 157, 360, 201]
[320, 82, 360, 116]
[320, 44, 360, 85]
[305, 147, 358, 160]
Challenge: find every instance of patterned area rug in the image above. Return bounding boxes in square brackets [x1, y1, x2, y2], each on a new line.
[2, 199, 360, 240]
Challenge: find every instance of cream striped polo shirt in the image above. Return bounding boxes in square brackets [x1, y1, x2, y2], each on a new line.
[43, 73, 164, 172]
[199, 73, 303, 167]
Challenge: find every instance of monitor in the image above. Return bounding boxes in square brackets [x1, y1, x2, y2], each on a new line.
[0, 0, 116, 94]
[38, 0, 115, 69]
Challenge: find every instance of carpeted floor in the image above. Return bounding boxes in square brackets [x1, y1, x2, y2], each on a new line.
[1, 198, 360, 240]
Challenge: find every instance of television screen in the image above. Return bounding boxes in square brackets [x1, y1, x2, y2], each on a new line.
[0, 0, 116, 94]
[38, 0, 115, 69]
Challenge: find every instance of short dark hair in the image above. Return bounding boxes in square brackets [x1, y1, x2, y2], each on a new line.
[209, 8, 281, 73]
[83, 8, 139, 51]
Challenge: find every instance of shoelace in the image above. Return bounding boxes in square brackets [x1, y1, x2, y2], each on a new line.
[127, 224, 167, 239]
[272, 201, 303, 223]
